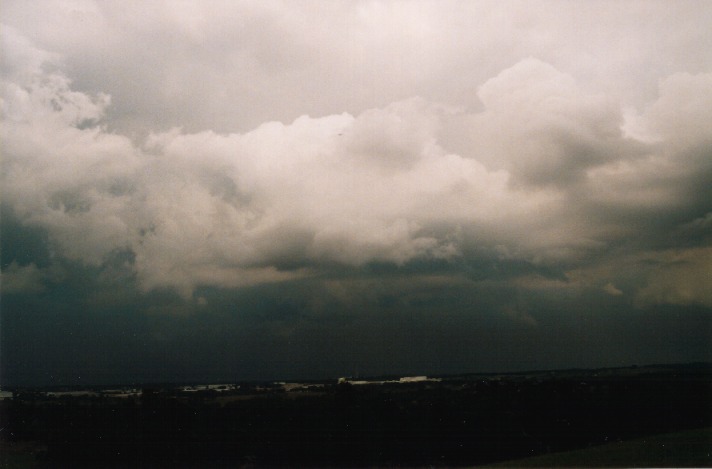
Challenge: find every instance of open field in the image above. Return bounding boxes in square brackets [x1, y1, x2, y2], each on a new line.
[486, 426, 712, 467]
[1, 363, 710, 467]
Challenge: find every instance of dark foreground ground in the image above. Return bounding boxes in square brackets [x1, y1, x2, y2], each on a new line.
[1, 363, 711, 468]
[483, 426, 712, 468]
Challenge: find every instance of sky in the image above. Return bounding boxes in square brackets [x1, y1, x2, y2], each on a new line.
[2, 0, 712, 387]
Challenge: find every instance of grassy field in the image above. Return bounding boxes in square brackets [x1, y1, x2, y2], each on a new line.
[0, 441, 44, 469]
[486, 426, 712, 467]
[3, 364, 710, 467]
[1, 428, 710, 468]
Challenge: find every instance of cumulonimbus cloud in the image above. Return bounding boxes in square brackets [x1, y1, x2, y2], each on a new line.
[2, 25, 712, 305]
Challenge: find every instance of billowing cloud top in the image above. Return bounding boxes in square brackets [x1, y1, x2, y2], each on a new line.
[2, 0, 712, 310]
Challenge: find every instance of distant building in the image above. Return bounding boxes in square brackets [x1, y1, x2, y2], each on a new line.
[399, 376, 430, 383]
[337, 376, 441, 386]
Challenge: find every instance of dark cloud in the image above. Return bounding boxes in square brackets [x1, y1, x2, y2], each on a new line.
[2, 1, 712, 386]
[4, 264, 711, 386]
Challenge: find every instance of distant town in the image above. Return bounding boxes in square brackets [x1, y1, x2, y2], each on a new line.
[2, 363, 711, 467]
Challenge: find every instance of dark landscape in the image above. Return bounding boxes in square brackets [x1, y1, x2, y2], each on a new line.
[2, 363, 711, 468]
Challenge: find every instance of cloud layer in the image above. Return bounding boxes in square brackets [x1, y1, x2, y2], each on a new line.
[2, 1, 712, 386]
[2, 4, 712, 309]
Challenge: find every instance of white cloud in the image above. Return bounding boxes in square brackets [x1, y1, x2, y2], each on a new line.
[468, 58, 632, 188]
[603, 283, 623, 296]
[2, 5, 712, 301]
[585, 71, 712, 220]
[4, 1, 711, 136]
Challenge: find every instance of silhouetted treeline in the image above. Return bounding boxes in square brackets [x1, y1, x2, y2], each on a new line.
[2, 365, 711, 467]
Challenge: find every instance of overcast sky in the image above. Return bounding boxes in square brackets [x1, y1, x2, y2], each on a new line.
[2, 0, 712, 386]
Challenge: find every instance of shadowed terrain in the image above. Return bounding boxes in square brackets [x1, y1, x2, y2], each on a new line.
[1, 363, 710, 467]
